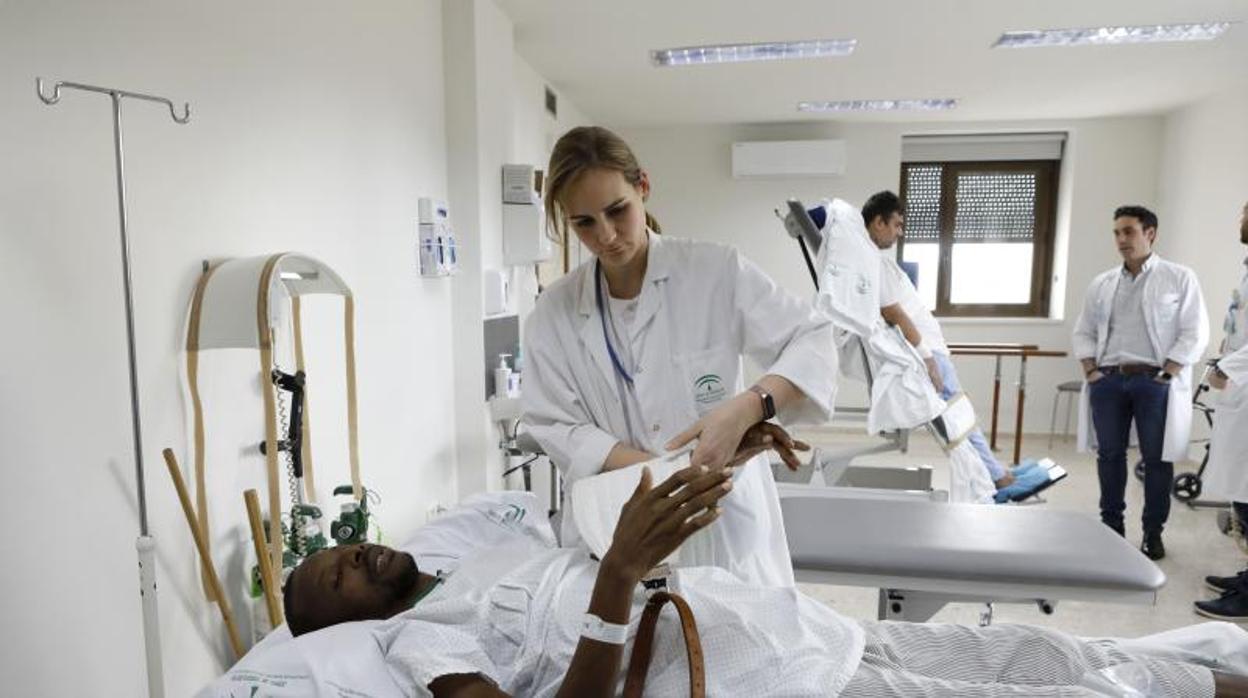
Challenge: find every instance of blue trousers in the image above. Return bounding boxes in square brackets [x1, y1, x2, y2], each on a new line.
[1088, 372, 1172, 535]
[931, 352, 1007, 481]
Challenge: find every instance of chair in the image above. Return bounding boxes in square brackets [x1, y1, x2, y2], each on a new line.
[1048, 380, 1083, 448]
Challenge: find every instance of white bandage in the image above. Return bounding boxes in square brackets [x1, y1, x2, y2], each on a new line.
[581, 612, 629, 645]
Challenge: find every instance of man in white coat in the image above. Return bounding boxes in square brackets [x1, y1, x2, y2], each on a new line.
[1073, 205, 1209, 560]
[1195, 201, 1248, 621]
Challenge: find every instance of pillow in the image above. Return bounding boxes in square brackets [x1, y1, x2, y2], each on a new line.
[195, 621, 401, 697]
[399, 490, 557, 576]
[196, 491, 556, 697]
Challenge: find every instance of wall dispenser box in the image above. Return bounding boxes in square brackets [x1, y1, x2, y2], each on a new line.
[484, 269, 509, 316]
[418, 197, 458, 277]
[502, 164, 550, 266]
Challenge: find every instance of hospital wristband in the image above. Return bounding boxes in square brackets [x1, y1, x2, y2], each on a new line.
[581, 612, 629, 645]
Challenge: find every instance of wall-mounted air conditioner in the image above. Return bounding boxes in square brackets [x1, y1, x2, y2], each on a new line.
[731, 139, 846, 178]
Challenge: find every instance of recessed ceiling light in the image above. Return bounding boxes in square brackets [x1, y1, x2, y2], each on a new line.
[651, 39, 856, 67]
[798, 99, 958, 113]
[993, 22, 1233, 48]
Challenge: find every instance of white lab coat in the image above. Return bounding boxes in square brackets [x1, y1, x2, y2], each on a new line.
[522, 232, 837, 587]
[1201, 259, 1248, 502]
[1072, 255, 1209, 463]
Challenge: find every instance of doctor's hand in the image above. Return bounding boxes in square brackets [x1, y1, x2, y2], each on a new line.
[666, 394, 760, 471]
[602, 465, 732, 584]
[1210, 369, 1229, 390]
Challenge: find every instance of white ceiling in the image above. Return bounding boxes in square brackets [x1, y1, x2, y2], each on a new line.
[496, 0, 1248, 126]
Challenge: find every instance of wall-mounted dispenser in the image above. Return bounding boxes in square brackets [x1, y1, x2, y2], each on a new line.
[418, 197, 458, 277]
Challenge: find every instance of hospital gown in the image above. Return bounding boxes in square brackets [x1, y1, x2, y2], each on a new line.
[376, 545, 863, 696]
[376, 546, 1220, 697]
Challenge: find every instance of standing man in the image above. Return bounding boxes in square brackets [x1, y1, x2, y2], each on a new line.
[1073, 205, 1208, 560]
[862, 191, 1015, 490]
[1195, 201, 1248, 620]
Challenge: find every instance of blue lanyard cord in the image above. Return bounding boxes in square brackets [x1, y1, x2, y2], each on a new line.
[595, 260, 635, 386]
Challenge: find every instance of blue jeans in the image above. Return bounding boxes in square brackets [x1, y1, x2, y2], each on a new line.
[1088, 371, 1172, 535]
[931, 352, 1007, 482]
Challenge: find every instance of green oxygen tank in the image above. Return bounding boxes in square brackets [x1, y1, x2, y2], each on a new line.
[331, 484, 370, 545]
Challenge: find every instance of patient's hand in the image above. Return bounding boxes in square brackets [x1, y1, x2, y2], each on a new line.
[602, 465, 732, 584]
[734, 422, 809, 471]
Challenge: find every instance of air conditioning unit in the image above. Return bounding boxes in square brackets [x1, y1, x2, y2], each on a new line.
[731, 139, 846, 178]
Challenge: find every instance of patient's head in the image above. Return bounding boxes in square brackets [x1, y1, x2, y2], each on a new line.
[283, 543, 423, 636]
[862, 190, 904, 249]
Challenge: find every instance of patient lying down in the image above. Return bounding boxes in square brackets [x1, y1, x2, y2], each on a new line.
[285, 467, 1248, 697]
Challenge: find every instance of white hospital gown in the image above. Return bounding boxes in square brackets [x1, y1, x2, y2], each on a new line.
[375, 546, 864, 697]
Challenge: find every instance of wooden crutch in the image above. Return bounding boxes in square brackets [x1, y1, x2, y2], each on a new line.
[162, 448, 245, 659]
[245, 489, 284, 628]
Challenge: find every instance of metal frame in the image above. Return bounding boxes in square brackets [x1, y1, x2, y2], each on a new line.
[37, 77, 191, 698]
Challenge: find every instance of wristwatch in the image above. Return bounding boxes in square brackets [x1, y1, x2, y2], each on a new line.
[1156, 369, 1173, 382]
[748, 385, 776, 421]
[581, 612, 629, 645]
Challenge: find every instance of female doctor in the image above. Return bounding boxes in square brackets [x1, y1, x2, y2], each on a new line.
[521, 126, 837, 587]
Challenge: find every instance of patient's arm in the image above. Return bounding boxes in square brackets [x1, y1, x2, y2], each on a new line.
[881, 303, 922, 348]
[1215, 671, 1248, 697]
[429, 466, 731, 698]
[554, 465, 730, 697]
[881, 303, 944, 392]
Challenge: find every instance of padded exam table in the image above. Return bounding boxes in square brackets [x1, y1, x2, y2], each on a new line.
[781, 491, 1166, 623]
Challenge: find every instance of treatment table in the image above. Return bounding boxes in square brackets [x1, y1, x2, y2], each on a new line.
[780, 491, 1166, 623]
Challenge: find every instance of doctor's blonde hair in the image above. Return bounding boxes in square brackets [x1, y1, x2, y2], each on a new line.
[544, 126, 661, 243]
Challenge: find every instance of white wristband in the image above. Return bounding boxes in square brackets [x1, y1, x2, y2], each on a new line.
[581, 612, 629, 645]
[917, 344, 933, 359]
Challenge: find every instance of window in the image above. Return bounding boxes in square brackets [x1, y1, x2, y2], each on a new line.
[898, 159, 1058, 317]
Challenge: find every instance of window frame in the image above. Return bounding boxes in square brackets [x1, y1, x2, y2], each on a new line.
[898, 159, 1059, 318]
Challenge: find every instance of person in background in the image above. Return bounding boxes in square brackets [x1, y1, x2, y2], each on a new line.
[861, 190, 1016, 491]
[1073, 205, 1208, 560]
[1196, 201, 1248, 620]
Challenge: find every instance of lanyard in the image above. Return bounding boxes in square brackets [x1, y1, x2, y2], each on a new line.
[595, 259, 635, 386]
[595, 260, 646, 448]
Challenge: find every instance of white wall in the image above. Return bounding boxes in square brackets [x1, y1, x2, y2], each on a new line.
[0, 1, 457, 694]
[443, 0, 595, 499]
[618, 116, 1166, 444]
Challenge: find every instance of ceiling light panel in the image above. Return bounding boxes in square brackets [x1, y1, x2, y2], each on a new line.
[993, 22, 1233, 48]
[651, 39, 856, 67]
[798, 99, 958, 113]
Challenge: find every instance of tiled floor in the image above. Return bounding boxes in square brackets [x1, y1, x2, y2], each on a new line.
[788, 425, 1243, 638]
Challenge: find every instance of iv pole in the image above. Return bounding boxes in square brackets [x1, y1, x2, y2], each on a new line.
[37, 77, 191, 698]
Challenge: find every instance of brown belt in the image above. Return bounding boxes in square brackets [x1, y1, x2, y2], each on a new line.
[1101, 364, 1161, 376]
[623, 591, 705, 698]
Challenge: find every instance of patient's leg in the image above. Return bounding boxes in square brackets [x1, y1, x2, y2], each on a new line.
[930, 352, 1007, 482]
[842, 621, 1217, 697]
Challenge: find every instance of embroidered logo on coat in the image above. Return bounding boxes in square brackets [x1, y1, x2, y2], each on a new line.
[694, 374, 727, 405]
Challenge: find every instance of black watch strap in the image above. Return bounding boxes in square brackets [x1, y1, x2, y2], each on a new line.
[748, 386, 776, 421]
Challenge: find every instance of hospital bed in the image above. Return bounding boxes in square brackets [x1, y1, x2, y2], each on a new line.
[780, 490, 1166, 623]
